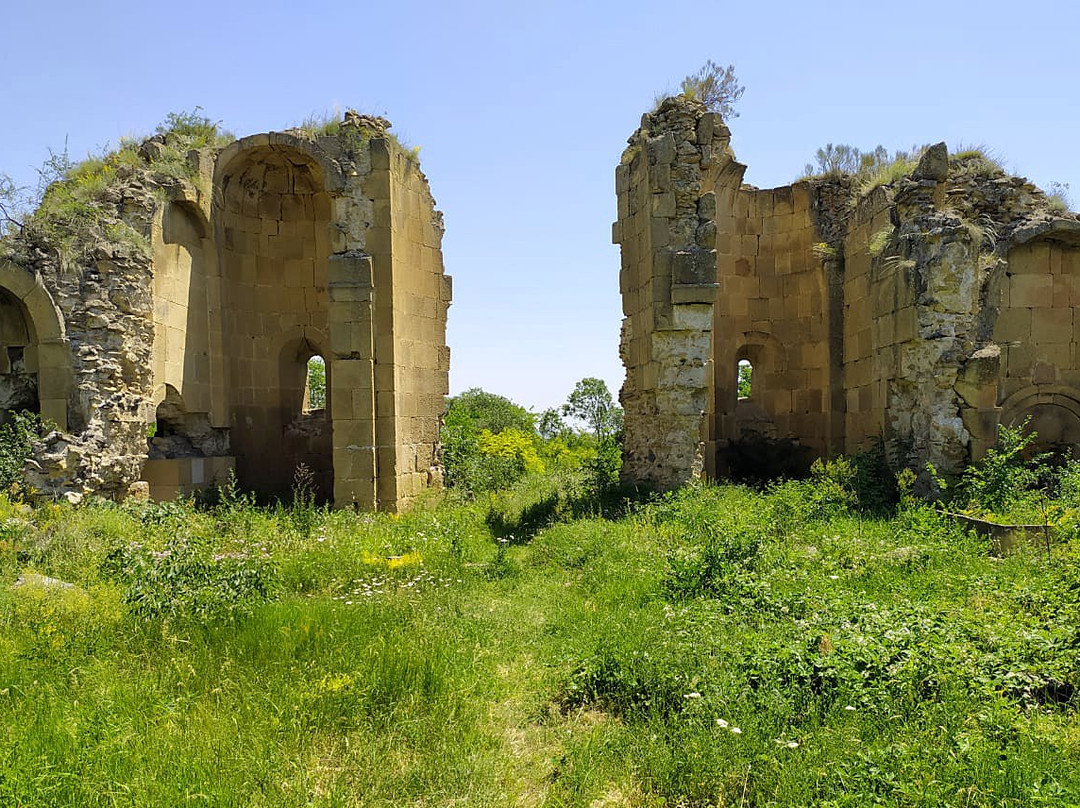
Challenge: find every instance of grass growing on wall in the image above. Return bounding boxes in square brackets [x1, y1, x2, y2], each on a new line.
[2, 455, 1080, 805]
[10, 108, 233, 266]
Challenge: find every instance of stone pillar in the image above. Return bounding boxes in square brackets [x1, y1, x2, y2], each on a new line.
[956, 344, 1002, 461]
[615, 97, 724, 489]
[35, 338, 71, 430]
[328, 252, 377, 509]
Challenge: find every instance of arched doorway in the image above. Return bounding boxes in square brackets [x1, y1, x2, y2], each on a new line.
[1001, 385, 1080, 461]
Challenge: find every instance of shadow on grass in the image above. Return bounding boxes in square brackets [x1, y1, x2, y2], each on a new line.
[483, 478, 651, 544]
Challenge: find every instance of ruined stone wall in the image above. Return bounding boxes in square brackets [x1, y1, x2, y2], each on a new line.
[618, 96, 1080, 486]
[841, 190, 900, 455]
[614, 98, 727, 489]
[711, 183, 837, 475]
[2, 112, 451, 510]
[992, 236, 1080, 454]
[8, 181, 160, 501]
[384, 147, 451, 509]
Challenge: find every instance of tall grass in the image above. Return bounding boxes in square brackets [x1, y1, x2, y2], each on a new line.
[2, 468, 1080, 805]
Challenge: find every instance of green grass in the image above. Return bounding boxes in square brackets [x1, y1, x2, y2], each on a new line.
[2, 476, 1080, 806]
[12, 108, 233, 266]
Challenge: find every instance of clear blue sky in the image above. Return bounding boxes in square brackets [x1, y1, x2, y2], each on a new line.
[3, 0, 1078, 412]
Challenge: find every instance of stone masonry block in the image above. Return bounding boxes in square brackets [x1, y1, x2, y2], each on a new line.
[651, 192, 676, 218]
[1010, 274, 1053, 308]
[1031, 306, 1071, 345]
[672, 249, 717, 286]
[1054, 274, 1080, 307]
[671, 284, 718, 305]
[1010, 244, 1050, 275]
[671, 304, 714, 331]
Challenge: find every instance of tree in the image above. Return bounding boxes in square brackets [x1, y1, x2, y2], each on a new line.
[445, 388, 534, 435]
[680, 61, 745, 120]
[537, 408, 567, 440]
[562, 378, 622, 443]
[305, 356, 326, 410]
[441, 388, 537, 494]
[737, 361, 752, 399]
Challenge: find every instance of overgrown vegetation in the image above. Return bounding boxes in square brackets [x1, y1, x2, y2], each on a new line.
[1048, 181, 1073, 213]
[0, 411, 48, 491]
[440, 380, 623, 499]
[800, 142, 928, 196]
[3, 441, 1080, 804]
[3, 108, 233, 266]
[677, 60, 744, 119]
[930, 420, 1080, 539]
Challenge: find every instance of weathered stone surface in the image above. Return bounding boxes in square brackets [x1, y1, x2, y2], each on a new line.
[13, 573, 74, 590]
[913, 142, 949, 182]
[617, 95, 1080, 488]
[2, 111, 451, 511]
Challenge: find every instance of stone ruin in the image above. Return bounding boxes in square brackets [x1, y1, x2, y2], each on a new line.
[0, 112, 451, 510]
[616, 96, 1080, 488]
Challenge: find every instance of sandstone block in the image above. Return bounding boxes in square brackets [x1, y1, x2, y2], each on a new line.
[651, 192, 676, 218]
[1030, 306, 1071, 344]
[1010, 274, 1053, 308]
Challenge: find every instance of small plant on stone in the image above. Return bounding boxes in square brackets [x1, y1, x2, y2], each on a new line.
[678, 60, 744, 119]
[1047, 181, 1072, 213]
[290, 462, 319, 538]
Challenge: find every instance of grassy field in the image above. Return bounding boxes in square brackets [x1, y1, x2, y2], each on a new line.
[2, 472, 1080, 807]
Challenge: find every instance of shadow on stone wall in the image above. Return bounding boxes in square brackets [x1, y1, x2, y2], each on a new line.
[716, 433, 815, 484]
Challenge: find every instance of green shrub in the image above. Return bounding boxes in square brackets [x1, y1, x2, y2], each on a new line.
[851, 441, 900, 514]
[663, 526, 761, 600]
[101, 532, 276, 621]
[441, 388, 536, 495]
[962, 421, 1039, 514]
[0, 411, 47, 492]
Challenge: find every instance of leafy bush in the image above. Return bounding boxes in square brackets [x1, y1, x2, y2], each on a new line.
[0, 411, 47, 492]
[477, 428, 544, 475]
[441, 388, 536, 495]
[961, 421, 1040, 514]
[101, 533, 276, 621]
[850, 441, 901, 514]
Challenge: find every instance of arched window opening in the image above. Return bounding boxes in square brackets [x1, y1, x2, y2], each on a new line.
[303, 355, 327, 413]
[737, 359, 753, 400]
